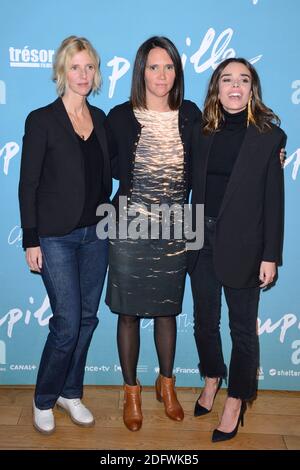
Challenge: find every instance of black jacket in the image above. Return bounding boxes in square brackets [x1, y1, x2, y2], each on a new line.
[104, 100, 201, 210]
[19, 97, 111, 239]
[188, 123, 286, 288]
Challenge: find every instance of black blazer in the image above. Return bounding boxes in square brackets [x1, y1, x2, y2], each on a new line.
[19, 97, 112, 237]
[188, 123, 287, 288]
[104, 100, 202, 211]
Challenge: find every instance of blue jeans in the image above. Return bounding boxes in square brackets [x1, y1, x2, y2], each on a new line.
[35, 225, 108, 409]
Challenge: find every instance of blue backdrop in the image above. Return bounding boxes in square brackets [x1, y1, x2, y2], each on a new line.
[0, 0, 299, 390]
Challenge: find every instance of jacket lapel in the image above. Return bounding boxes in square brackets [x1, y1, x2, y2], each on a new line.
[218, 124, 261, 219]
[196, 130, 214, 203]
[51, 97, 110, 165]
[51, 97, 78, 144]
[87, 102, 108, 160]
[88, 102, 112, 194]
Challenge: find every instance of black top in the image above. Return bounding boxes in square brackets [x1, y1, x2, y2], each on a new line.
[20, 98, 111, 249]
[104, 100, 202, 213]
[22, 130, 105, 247]
[188, 113, 286, 287]
[205, 108, 247, 217]
[76, 129, 105, 228]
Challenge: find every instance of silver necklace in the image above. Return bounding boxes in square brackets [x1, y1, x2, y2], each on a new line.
[68, 112, 85, 140]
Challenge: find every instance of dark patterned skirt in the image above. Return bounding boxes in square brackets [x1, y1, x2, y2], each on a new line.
[105, 236, 187, 317]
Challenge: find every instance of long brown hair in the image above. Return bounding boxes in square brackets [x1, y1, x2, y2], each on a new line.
[130, 36, 184, 110]
[202, 58, 280, 134]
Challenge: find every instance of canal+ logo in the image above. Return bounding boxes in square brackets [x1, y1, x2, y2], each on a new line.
[9, 46, 54, 68]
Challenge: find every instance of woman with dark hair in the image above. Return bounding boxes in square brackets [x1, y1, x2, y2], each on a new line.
[188, 58, 286, 442]
[19, 36, 111, 434]
[105, 36, 201, 431]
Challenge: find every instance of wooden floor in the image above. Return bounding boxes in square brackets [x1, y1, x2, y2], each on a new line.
[0, 385, 299, 450]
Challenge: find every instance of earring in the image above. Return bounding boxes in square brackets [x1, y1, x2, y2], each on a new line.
[214, 102, 219, 130]
[247, 95, 254, 127]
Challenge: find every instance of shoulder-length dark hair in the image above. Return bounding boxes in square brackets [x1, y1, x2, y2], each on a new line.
[202, 58, 280, 134]
[130, 36, 184, 110]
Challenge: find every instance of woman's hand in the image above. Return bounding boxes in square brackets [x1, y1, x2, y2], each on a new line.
[259, 261, 276, 288]
[26, 247, 43, 273]
[279, 148, 286, 168]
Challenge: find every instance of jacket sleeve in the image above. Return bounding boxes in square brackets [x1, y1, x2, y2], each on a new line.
[262, 132, 287, 263]
[18, 111, 47, 238]
[104, 111, 119, 180]
[188, 119, 203, 194]
[195, 105, 202, 123]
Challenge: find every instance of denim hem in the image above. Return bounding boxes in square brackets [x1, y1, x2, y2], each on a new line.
[198, 363, 228, 384]
[227, 392, 257, 402]
[60, 393, 83, 400]
[34, 403, 56, 411]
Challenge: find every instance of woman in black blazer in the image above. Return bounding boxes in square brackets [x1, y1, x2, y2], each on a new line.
[19, 36, 111, 435]
[104, 37, 201, 432]
[188, 58, 286, 442]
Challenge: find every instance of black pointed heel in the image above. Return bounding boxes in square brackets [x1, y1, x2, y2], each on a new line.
[212, 400, 247, 442]
[194, 378, 223, 417]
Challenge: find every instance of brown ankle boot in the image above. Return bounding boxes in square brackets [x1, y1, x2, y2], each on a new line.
[123, 382, 142, 432]
[155, 374, 184, 421]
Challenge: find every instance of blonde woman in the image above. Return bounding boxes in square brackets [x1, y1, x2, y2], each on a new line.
[19, 36, 111, 434]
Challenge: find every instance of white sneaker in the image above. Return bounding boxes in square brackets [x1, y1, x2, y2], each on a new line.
[56, 396, 95, 426]
[32, 400, 55, 434]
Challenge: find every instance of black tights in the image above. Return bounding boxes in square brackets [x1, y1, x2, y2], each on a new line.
[117, 314, 177, 385]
